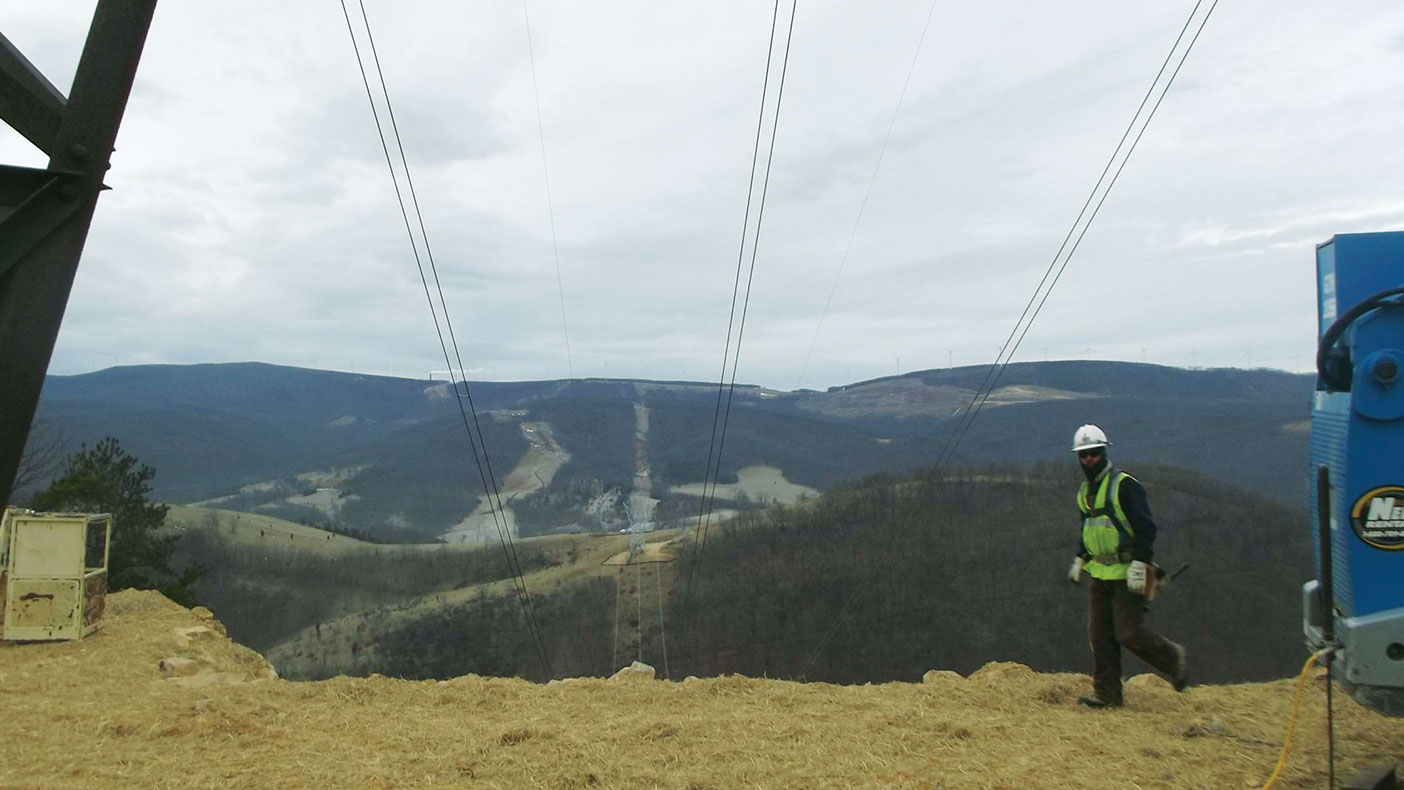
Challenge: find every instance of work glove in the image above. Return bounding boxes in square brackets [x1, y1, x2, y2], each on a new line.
[1067, 557, 1085, 584]
[1126, 560, 1150, 594]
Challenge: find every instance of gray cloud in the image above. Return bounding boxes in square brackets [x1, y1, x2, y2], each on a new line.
[5, 1, 1404, 389]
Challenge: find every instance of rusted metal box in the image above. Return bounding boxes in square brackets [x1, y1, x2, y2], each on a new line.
[1, 508, 111, 641]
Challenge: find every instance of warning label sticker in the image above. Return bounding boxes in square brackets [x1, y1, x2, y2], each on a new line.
[1351, 486, 1404, 550]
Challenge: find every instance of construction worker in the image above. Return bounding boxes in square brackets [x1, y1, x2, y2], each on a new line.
[1066, 423, 1188, 708]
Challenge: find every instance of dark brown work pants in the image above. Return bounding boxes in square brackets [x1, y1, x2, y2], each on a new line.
[1087, 576, 1181, 704]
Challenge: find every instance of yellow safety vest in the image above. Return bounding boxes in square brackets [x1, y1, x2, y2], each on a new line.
[1077, 469, 1135, 580]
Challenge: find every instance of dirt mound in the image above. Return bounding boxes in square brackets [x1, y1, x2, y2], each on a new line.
[2, 591, 1402, 789]
[967, 660, 1037, 682]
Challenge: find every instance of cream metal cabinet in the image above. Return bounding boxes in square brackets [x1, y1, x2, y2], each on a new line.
[1, 508, 112, 641]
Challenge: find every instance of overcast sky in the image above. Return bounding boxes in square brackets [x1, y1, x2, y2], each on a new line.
[4, 1, 1403, 390]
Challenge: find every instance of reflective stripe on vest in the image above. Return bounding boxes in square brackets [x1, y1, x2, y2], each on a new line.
[1078, 470, 1135, 580]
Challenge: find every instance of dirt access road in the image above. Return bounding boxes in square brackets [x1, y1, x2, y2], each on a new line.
[440, 421, 569, 544]
[628, 401, 660, 528]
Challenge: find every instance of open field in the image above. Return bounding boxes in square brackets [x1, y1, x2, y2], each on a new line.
[278, 487, 356, 520]
[168, 505, 533, 558]
[3, 589, 1402, 789]
[796, 379, 1093, 420]
[166, 505, 372, 554]
[602, 540, 675, 566]
[671, 464, 819, 505]
[295, 465, 368, 487]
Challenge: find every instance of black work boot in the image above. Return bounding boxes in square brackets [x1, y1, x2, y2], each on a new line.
[1172, 644, 1190, 692]
[1077, 695, 1122, 709]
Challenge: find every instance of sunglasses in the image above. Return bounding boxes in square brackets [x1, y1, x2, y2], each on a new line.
[1077, 448, 1104, 459]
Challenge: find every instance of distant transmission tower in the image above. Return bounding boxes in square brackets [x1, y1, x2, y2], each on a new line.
[625, 501, 644, 557]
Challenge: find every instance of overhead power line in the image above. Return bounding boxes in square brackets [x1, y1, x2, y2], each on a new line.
[338, 0, 554, 679]
[794, 0, 941, 391]
[654, 563, 670, 679]
[934, 0, 1219, 470]
[797, 0, 1221, 679]
[522, 0, 574, 379]
[679, 0, 784, 653]
[680, 0, 799, 673]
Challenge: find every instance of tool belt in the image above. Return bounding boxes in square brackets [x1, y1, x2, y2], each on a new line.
[1089, 550, 1133, 565]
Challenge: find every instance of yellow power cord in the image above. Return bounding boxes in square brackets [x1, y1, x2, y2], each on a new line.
[1261, 648, 1333, 790]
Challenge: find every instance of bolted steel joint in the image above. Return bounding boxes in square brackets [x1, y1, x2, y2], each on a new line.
[1372, 356, 1399, 386]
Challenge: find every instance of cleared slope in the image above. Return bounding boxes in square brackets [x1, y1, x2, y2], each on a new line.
[2, 590, 1401, 790]
[175, 512, 561, 653]
[265, 529, 682, 679]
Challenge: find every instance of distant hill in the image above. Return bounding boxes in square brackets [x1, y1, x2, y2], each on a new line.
[670, 461, 1312, 686]
[841, 359, 1309, 401]
[24, 361, 1315, 539]
[333, 461, 1310, 687]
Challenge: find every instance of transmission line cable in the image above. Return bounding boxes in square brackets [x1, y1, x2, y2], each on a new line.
[351, 0, 532, 608]
[354, 1, 541, 621]
[611, 565, 623, 671]
[680, 0, 799, 672]
[794, 0, 940, 390]
[797, 0, 1220, 679]
[679, 0, 783, 659]
[340, 0, 553, 678]
[698, 0, 799, 599]
[935, 0, 1217, 471]
[348, 0, 553, 679]
[522, 0, 574, 378]
[655, 563, 670, 678]
[933, 0, 1207, 467]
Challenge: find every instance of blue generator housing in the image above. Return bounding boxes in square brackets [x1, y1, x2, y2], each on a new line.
[1304, 230, 1404, 717]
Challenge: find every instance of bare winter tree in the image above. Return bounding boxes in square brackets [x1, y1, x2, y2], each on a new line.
[9, 419, 65, 505]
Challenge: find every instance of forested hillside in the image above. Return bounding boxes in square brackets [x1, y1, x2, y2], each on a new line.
[362, 462, 1311, 686]
[179, 528, 556, 652]
[671, 463, 1308, 685]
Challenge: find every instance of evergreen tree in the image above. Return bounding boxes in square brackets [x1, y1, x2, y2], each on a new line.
[29, 437, 201, 605]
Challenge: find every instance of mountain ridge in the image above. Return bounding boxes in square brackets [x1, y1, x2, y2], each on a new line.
[26, 360, 1316, 539]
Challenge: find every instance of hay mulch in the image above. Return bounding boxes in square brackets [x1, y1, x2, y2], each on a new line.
[2, 591, 1402, 789]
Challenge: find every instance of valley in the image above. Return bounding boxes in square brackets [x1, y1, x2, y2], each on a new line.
[262, 526, 686, 680]
[20, 360, 1327, 688]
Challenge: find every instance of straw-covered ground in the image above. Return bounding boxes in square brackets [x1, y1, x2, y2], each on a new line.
[1, 590, 1402, 790]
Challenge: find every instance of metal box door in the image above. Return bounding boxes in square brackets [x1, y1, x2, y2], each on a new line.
[3, 578, 81, 640]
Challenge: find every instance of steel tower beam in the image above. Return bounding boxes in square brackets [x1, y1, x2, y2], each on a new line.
[0, 0, 158, 507]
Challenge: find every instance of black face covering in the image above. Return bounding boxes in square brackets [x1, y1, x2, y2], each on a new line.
[1080, 453, 1109, 482]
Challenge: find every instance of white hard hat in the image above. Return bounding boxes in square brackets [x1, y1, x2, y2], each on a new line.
[1071, 424, 1110, 452]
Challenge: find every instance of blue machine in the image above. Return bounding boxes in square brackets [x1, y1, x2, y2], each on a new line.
[1304, 230, 1404, 717]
